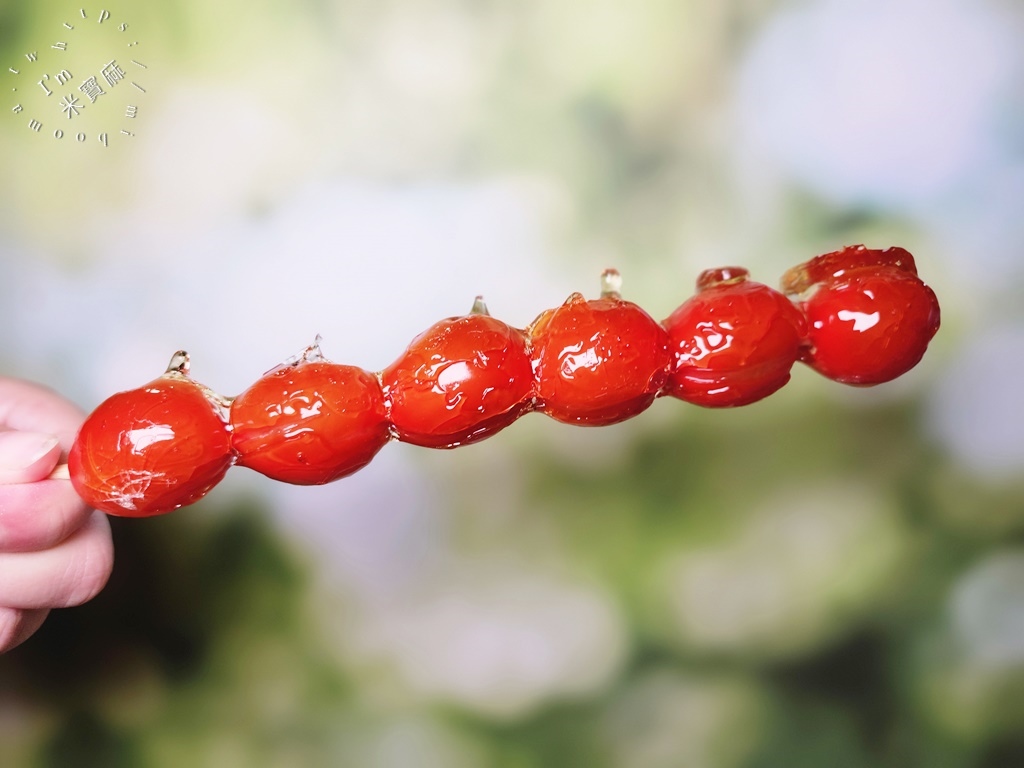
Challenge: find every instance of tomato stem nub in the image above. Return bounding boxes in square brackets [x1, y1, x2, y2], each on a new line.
[165, 350, 190, 376]
[470, 296, 490, 316]
[600, 268, 622, 300]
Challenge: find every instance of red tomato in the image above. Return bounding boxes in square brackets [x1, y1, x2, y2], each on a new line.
[797, 266, 941, 385]
[69, 374, 233, 517]
[662, 267, 807, 407]
[382, 307, 534, 448]
[230, 361, 389, 483]
[530, 292, 671, 425]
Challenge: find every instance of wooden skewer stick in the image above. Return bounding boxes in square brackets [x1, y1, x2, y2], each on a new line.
[49, 464, 70, 480]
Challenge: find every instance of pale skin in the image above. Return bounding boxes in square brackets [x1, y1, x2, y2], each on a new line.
[0, 377, 114, 653]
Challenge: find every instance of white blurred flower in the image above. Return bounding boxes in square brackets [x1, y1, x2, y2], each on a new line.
[927, 325, 1024, 479]
[348, 565, 627, 719]
[913, 550, 1024, 738]
[733, 0, 1018, 208]
[950, 551, 1024, 670]
[330, 715, 489, 768]
[662, 484, 907, 658]
[263, 445, 447, 602]
[603, 669, 767, 768]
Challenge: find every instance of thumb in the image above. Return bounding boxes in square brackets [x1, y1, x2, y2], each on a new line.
[0, 431, 63, 484]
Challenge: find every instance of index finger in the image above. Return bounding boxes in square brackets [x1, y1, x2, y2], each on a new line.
[0, 377, 86, 450]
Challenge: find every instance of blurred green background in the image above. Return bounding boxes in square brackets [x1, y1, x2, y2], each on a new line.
[2, 0, 1023, 766]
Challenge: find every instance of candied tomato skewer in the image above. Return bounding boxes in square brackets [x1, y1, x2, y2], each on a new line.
[65, 246, 942, 518]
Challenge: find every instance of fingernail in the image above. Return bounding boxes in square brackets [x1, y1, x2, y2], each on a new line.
[0, 431, 61, 473]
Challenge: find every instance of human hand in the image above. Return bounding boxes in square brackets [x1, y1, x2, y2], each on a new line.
[0, 377, 114, 653]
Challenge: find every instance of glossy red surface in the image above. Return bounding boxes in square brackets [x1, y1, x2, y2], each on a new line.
[230, 361, 389, 483]
[663, 269, 807, 407]
[530, 292, 671, 425]
[783, 244, 917, 294]
[798, 266, 941, 385]
[68, 377, 233, 517]
[382, 313, 534, 448]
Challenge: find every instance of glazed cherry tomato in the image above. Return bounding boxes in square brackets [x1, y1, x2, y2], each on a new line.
[796, 266, 940, 386]
[662, 267, 807, 407]
[230, 353, 389, 484]
[68, 353, 233, 517]
[782, 246, 941, 385]
[381, 299, 534, 448]
[530, 274, 671, 425]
